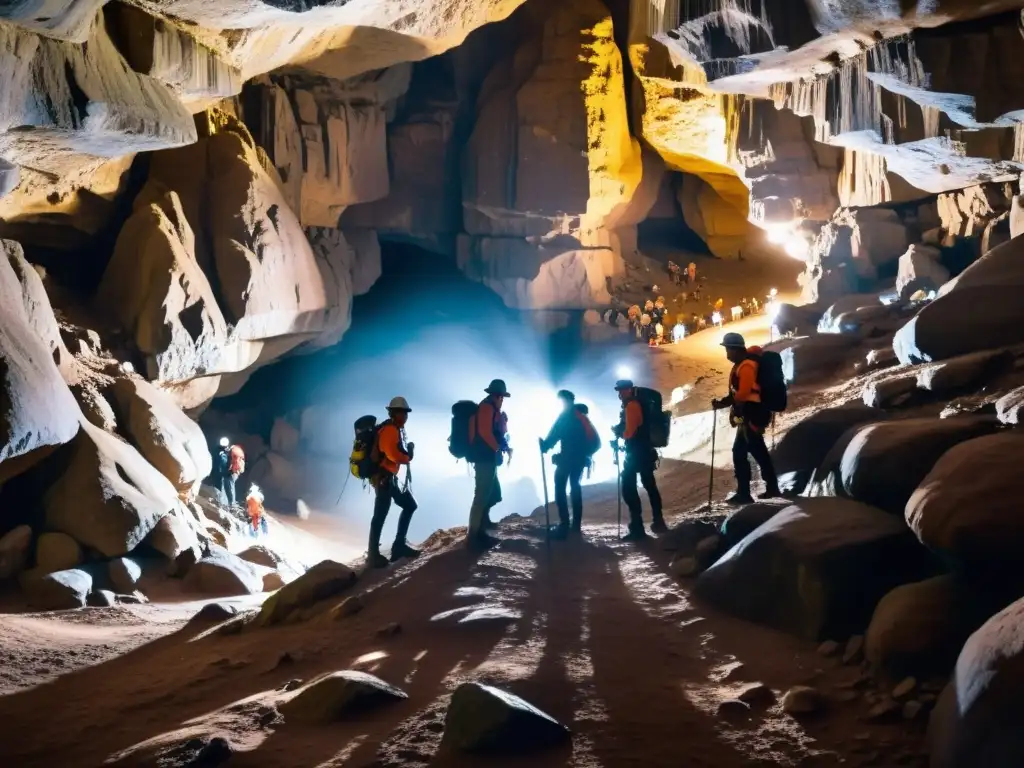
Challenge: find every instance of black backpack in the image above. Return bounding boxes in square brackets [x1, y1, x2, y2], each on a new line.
[449, 401, 478, 460]
[349, 415, 380, 479]
[635, 387, 671, 449]
[753, 350, 788, 412]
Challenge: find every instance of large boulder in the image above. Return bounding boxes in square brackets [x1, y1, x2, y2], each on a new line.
[770, 404, 884, 494]
[808, 417, 999, 515]
[865, 575, 1002, 678]
[719, 503, 787, 549]
[44, 420, 179, 557]
[109, 377, 212, 494]
[257, 559, 356, 626]
[892, 235, 1024, 365]
[915, 348, 1012, 396]
[0, 240, 81, 484]
[183, 548, 263, 596]
[907, 432, 1024, 583]
[95, 190, 229, 404]
[861, 372, 918, 409]
[108, 557, 144, 594]
[280, 671, 407, 724]
[442, 682, 570, 754]
[767, 334, 860, 384]
[143, 508, 203, 571]
[995, 386, 1024, 425]
[35, 532, 83, 574]
[0, 525, 32, 579]
[928, 597, 1024, 768]
[895, 243, 949, 301]
[19, 568, 92, 610]
[816, 293, 882, 334]
[693, 498, 936, 641]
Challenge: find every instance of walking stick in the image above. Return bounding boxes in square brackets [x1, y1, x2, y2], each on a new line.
[707, 408, 717, 512]
[538, 438, 550, 545]
[614, 441, 622, 538]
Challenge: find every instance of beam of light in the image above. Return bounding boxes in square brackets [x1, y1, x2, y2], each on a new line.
[764, 221, 810, 261]
[616, 365, 632, 379]
[711, 311, 722, 326]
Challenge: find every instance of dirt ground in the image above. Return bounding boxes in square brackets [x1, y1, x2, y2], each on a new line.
[0, 254, 931, 767]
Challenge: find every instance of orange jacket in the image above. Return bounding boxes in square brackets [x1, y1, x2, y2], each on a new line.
[622, 399, 643, 440]
[376, 422, 411, 475]
[470, 398, 502, 453]
[730, 355, 761, 404]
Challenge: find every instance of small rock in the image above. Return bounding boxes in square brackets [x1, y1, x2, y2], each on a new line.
[376, 622, 402, 638]
[274, 651, 299, 668]
[331, 595, 364, 620]
[190, 602, 239, 624]
[670, 556, 699, 577]
[279, 679, 303, 692]
[193, 736, 233, 766]
[737, 683, 775, 706]
[892, 676, 917, 700]
[108, 557, 143, 593]
[281, 671, 408, 724]
[19, 567, 92, 610]
[117, 591, 148, 605]
[257, 559, 357, 627]
[262, 571, 285, 592]
[217, 615, 247, 636]
[865, 699, 900, 722]
[818, 640, 840, 657]
[442, 681, 570, 753]
[721, 663, 747, 681]
[782, 686, 824, 715]
[902, 700, 923, 720]
[716, 699, 751, 719]
[843, 635, 865, 665]
[87, 589, 117, 607]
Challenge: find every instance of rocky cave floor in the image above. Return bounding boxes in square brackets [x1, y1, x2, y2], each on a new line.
[6, 305, 1020, 768]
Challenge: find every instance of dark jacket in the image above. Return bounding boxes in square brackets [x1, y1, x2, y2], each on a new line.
[471, 397, 505, 464]
[542, 409, 590, 462]
[216, 449, 230, 478]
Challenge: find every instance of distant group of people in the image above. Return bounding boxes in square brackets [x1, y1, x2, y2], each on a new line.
[627, 287, 768, 348]
[212, 437, 268, 537]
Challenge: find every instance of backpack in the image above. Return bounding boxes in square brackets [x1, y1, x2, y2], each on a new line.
[228, 445, 245, 475]
[635, 387, 671, 449]
[349, 415, 380, 479]
[573, 404, 601, 456]
[449, 401, 478, 460]
[752, 350, 788, 412]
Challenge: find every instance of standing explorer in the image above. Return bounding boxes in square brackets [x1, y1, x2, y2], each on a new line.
[541, 390, 601, 538]
[711, 332, 783, 504]
[613, 379, 666, 540]
[466, 379, 512, 551]
[367, 396, 421, 568]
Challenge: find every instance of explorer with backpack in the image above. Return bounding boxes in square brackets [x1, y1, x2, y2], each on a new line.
[348, 396, 421, 568]
[613, 379, 667, 541]
[540, 389, 602, 538]
[711, 332, 785, 504]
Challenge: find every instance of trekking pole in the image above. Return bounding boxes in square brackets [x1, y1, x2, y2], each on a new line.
[614, 441, 622, 538]
[538, 438, 550, 544]
[707, 408, 717, 512]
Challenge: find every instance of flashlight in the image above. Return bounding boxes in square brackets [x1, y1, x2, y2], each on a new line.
[712, 311, 722, 326]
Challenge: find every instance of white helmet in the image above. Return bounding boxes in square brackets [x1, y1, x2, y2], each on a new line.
[247, 484, 264, 502]
[388, 396, 411, 412]
[219, 437, 229, 447]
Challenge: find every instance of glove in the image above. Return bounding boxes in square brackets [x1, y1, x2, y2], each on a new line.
[711, 398, 725, 410]
[407, 442, 415, 459]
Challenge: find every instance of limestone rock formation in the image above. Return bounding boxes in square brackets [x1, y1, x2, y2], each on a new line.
[694, 498, 935, 641]
[929, 596, 1024, 768]
[770, 404, 885, 495]
[907, 432, 1024, 585]
[35, 532, 83, 574]
[109, 377, 212, 494]
[44, 419, 179, 558]
[808, 417, 999, 515]
[895, 244, 949, 301]
[183, 548, 264, 596]
[0, 241, 82, 484]
[893, 233, 1024, 365]
[0, 525, 32, 579]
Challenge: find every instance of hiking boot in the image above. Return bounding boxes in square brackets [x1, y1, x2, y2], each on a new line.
[389, 542, 421, 562]
[758, 487, 782, 500]
[726, 492, 755, 506]
[650, 519, 669, 534]
[620, 528, 649, 542]
[570, 519, 583, 535]
[368, 552, 390, 569]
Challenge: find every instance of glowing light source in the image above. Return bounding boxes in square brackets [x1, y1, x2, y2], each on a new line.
[769, 287, 778, 298]
[672, 323, 686, 343]
[764, 221, 810, 261]
[616, 365, 632, 379]
[711, 311, 722, 326]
